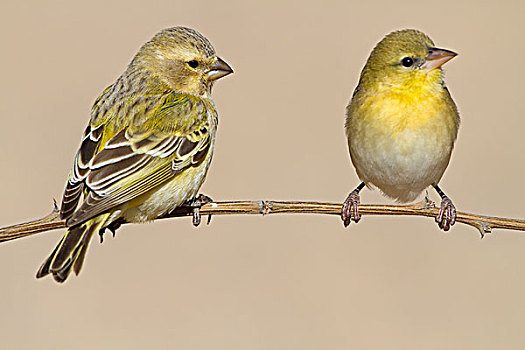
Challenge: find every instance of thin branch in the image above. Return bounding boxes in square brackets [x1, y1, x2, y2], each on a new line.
[1, 199, 525, 243]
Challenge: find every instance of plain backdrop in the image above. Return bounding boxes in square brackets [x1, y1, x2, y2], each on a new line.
[1, 0, 524, 349]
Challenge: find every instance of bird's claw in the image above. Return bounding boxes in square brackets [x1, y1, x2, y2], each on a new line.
[187, 194, 213, 227]
[341, 190, 361, 227]
[98, 220, 123, 243]
[435, 196, 456, 231]
[108, 221, 122, 237]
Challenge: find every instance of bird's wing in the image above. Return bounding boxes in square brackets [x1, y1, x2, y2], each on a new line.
[60, 85, 114, 220]
[62, 93, 214, 227]
[60, 123, 105, 220]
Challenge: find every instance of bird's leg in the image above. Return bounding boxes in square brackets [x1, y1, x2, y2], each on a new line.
[341, 182, 365, 227]
[107, 219, 123, 237]
[433, 184, 457, 231]
[97, 219, 124, 243]
[185, 194, 213, 227]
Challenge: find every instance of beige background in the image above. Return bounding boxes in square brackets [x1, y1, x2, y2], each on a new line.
[1, 0, 524, 349]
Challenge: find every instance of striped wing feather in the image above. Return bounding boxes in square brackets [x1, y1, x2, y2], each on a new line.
[60, 93, 212, 226]
[60, 124, 104, 220]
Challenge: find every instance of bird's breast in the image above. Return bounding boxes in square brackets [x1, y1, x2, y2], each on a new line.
[347, 90, 458, 202]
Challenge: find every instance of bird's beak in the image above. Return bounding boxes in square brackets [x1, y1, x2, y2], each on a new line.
[421, 47, 457, 71]
[207, 57, 233, 81]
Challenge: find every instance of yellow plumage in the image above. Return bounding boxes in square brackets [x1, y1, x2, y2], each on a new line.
[37, 27, 232, 283]
[342, 29, 459, 230]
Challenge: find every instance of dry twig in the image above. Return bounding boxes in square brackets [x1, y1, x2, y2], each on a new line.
[2, 199, 525, 243]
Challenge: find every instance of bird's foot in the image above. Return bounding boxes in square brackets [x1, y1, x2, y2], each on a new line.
[98, 219, 124, 243]
[435, 196, 456, 231]
[186, 194, 213, 227]
[341, 190, 361, 227]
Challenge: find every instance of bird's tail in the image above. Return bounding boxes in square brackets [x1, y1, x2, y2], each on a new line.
[36, 213, 110, 283]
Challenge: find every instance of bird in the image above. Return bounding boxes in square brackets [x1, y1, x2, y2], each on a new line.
[341, 29, 460, 231]
[36, 26, 233, 282]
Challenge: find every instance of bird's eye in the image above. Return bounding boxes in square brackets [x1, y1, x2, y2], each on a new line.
[187, 60, 199, 69]
[401, 57, 414, 67]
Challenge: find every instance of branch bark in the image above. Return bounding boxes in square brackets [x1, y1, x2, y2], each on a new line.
[2, 199, 525, 243]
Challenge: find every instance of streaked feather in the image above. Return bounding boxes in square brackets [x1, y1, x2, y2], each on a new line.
[38, 26, 231, 283]
[62, 93, 214, 227]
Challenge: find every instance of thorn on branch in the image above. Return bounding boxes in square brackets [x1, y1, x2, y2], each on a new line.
[476, 222, 492, 239]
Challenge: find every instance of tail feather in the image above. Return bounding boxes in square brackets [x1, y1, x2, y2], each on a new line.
[35, 237, 63, 279]
[36, 214, 108, 283]
[73, 228, 97, 275]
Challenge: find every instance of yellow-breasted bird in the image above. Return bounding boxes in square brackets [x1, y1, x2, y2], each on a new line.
[36, 27, 233, 282]
[341, 29, 459, 231]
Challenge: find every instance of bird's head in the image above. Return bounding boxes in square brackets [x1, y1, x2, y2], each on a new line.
[360, 29, 456, 91]
[132, 26, 233, 97]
